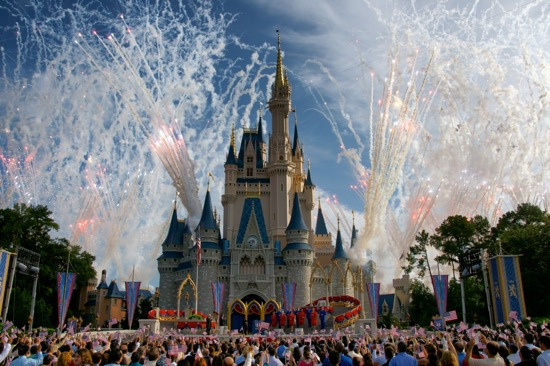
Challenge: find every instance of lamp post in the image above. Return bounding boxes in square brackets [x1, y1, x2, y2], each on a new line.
[14, 247, 41, 331]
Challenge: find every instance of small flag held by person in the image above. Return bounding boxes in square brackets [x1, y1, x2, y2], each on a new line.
[444, 310, 458, 322]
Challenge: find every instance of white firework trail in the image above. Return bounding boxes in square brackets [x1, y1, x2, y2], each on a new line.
[0, 0, 277, 284]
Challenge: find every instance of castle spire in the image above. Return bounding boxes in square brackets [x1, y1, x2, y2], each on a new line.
[274, 30, 285, 92]
[315, 198, 329, 235]
[286, 192, 308, 232]
[292, 110, 301, 156]
[332, 217, 349, 260]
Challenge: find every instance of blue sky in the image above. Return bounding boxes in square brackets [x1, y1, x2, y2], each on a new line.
[1, 0, 548, 288]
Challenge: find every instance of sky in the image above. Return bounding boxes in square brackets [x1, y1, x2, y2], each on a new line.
[1, 0, 549, 289]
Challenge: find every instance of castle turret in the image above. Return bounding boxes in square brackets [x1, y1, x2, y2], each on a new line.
[283, 192, 314, 307]
[331, 220, 352, 296]
[267, 32, 294, 246]
[222, 124, 238, 240]
[313, 199, 333, 267]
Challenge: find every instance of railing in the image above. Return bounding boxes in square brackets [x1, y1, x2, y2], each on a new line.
[235, 274, 268, 282]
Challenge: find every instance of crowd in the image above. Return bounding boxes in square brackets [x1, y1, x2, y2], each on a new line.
[0, 324, 549, 366]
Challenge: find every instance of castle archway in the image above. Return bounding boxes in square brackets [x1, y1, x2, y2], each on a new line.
[228, 293, 280, 333]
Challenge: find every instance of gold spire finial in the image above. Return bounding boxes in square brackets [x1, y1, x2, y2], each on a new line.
[308, 159, 311, 171]
[275, 30, 285, 90]
[230, 123, 236, 154]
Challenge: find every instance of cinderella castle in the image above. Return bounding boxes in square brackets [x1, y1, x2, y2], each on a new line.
[156, 35, 410, 331]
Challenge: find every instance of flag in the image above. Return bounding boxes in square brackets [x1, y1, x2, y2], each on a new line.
[366, 283, 380, 322]
[57, 272, 77, 329]
[196, 236, 202, 266]
[509, 311, 518, 321]
[444, 310, 458, 322]
[211, 282, 224, 315]
[488, 255, 526, 324]
[431, 275, 449, 319]
[258, 321, 270, 330]
[125, 281, 141, 329]
[0, 250, 12, 317]
[282, 282, 296, 312]
[108, 318, 118, 326]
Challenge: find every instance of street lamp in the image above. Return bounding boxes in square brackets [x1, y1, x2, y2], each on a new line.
[15, 247, 41, 331]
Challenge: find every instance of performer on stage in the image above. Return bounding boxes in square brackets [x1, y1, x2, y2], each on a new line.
[310, 308, 318, 328]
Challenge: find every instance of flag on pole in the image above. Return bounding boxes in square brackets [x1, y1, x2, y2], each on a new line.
[282, 282, 296, 312]
[57, 272, 77, 329]
[211, 282, 224, 315]
[196, 236, 202, 266]
[366, 283, 381, 322]
[431, 275, 449, 319]
[108, 318, 118, 326]
[125, 281, 141, 329]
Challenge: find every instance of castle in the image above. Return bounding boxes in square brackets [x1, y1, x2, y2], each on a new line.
[157, 35, 409, 331]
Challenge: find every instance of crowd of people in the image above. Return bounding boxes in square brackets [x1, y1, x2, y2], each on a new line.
[0, 323, 549, 366]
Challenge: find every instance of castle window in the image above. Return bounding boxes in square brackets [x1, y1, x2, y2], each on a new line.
[247, 168, 253, 176]
[382, 302, 389, 315]
[247, 156, 253, 163]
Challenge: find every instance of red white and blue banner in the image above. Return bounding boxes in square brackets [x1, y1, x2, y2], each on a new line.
[488, 255, 527, 323]
[0, 250, 12, 316]
[57, 272, 77, 329]
[282, 282, 296, 312]
[431, 274, 449, 319]
[211, 282, 224, 315]
[125, 281, 141, 328]
[366, 282, 380, 321]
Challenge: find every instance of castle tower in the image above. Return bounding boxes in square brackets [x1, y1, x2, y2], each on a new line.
[314, 199, 333, 267]
[303, 161, 316, 243]
[194, 184, 222, 314]
[222, 125, 238, 240]
[157, 203, 184, 309]
[283, 192, 315, 307]
[331, 220, 352, 296]
[267, 32, 294, 246]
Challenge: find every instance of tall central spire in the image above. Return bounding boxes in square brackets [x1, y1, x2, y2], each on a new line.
[275, 30, 285, 91]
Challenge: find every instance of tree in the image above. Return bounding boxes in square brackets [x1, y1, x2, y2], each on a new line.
[403, 230, 433, 278]
[0, 204, 96, 327]
[408, 279, 438, 326]
[447, 277, 488, 325]
[431, 215, 492, 277]
[490, 203, 550, 317]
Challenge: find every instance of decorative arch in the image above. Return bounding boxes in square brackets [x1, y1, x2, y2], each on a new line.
[176, 273, 197, 318]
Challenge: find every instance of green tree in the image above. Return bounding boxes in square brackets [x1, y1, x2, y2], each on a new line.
[431, 215, 492, 277]
[447, 277, 488, 325]
[0, 204, 96, 327]
[490, 203, 550, 317]
[403, 230, 433, 278]
[408, 279, 438, 326]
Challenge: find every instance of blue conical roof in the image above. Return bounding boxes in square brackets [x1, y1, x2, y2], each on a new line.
[162, 205, 183, 246]
[197, 189, 217, 230]
[225, 143, 237, 166]
[305, 165, 315, 187]
[286, 192, 308, 232]
[332, 227, 349, 260]
[315, 205, 329, 235]
[105, 281, 124, 299]
[257, 115, 264, 144]
[292, 121, 301, 156]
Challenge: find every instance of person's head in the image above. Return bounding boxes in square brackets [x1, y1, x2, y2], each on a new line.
[485, 342, 500, 358]
[92, 352, 103, 365]
[58, 351, 74, 366]
[454, 342, 465, 353]
[193, 357, 207, 366]
[108, 349, 124, 365]
[222, 356, 235, 366]
[147, 347, 160, 361]
[76, 348, 93, 366]
[540, 336, 550, 351]
[268, 347, 276, 357]
[397, 342, 407, 354]
[303, 346, 311, 360]
[425, 344, 437, 355]
[130, 352, 141, 364]
[440, 351, 458, 366]
[43, 355, 55, 366]
[18, 345, 30, 356]
[498, 345, 510, 360]
[525, 334, 535, 345]
[329, 351, 341, 366]
[335, 342, 345, 353]
[510, 344, 518, 354]
[384, 346, 395, 361]
[519, 346, 533, 361]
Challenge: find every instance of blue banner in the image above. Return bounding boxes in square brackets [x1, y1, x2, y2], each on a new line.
[0, 250, 12, 316]
[125, 281, 141, 329]
[366, 282, 380, 321]
[211, 282, 224, 315]
[431, 275, 449, 319]
[282, 282, 296, 312]
[488, 255, 526, 323]
[57, 272, 77, 329]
